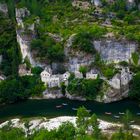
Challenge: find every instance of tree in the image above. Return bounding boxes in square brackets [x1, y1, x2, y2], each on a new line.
[31, 66, 43, 75]
[67, 78, 103, 100]
[111, 128, 125, 140]
[122, 110, 132, 132]
[0, 76, 45, 104]
[0, 127, 25, 140]
[79, 66, 88, 78]
[7, 0, 15, 19]
[89, 114, 101, 139]
[132, 52, 139, 66]
[57, 122, 75, 140]
[129, 72, 140, 99]
[47, 44, 64, 63]
[76, 106, 90, 136]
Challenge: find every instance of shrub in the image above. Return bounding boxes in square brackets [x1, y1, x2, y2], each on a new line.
[132, 52, 139, 66]
[129, 72, 140, 100]
[67, 78, 103, 100]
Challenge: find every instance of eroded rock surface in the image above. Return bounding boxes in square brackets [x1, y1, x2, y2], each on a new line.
[94, 40, 137, 63]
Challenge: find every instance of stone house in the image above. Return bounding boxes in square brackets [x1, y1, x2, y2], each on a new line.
[108, 67, 133, 89]
[40, 68, 70, 88]
[63, 72, 70, 81]
[86, 69, 98, 79]
[75, 71, 83, 79]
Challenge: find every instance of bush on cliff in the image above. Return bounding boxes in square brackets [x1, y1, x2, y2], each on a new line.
[0, 76, 45, 104]
[67, 78, 103, 100]
[129, 72, 140, 100]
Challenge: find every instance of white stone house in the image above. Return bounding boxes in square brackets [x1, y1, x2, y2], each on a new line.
[74, 71, 83, 79]
[86, 69, 98, 79]
[63, 72, 70, 81]
[40, 68, 70, 88]
[108, 67, 133, 89]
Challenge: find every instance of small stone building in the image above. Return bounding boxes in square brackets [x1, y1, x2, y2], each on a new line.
[40, 68, 70, 88]
[109, 67, 133, 89]
[86, 69, 98, 79]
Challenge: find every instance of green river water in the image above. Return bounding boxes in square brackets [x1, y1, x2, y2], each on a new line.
[0, 98, 140, 123]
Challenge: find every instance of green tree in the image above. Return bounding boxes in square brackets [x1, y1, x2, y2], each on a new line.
[57, 122, 75, 140]
[132, 52, 139, 66]
[76, 106, 90, 136]
[7, 0, 15, 19]
[0, 76, 45, 104]
[79, 66, 88, 78]
[129, 72, 140, 99]
[89, 114, 101, 139]
[47, 44, 64, 63]
[0, 128, 25, 140]
[67, 78, 103, 100]
[122, 110, 132, 132]
[31, 66, 43, 75]
[111, 128, 125, 140]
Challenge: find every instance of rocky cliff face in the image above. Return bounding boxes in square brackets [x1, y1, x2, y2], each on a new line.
[101, 67, 132, 103]
[1, 1, 139, 103]
[16, 8, 43, 67]
[94, 40, 137, 63]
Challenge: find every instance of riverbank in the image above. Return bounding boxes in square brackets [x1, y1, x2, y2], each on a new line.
[0, 116, 140, 136]
[30, 93, 86, 101]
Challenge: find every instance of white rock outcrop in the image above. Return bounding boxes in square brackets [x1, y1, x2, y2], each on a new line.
[17, 32, 35, 66]
[94, 40, 137, 63]
[91, 0, 102, 7]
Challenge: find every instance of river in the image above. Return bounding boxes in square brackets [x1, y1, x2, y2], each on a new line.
[0, 98, 140, 122]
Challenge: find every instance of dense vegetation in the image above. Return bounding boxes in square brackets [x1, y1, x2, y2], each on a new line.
[31, 36, 64, 63]
[0, 107, 138, 140]
[73, 25, 106, 53]
[0, 12, 21, 77]
[0, 0, 140, 103]
[67, 78, 103, 100]
[129, 72, 140, 100]
[0, 8, 45, 105]
[0, 75, 45, 104]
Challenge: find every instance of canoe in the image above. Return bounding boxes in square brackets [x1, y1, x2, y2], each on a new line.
[56, 105, 62, 108]
[72, 108, 78, 111]
[119, 112, 125, 115]
[136, 113, 140, 116]
[62, 103, 68, 106]
[105, 112, 112, 115]
[114, 115, 120, 119]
